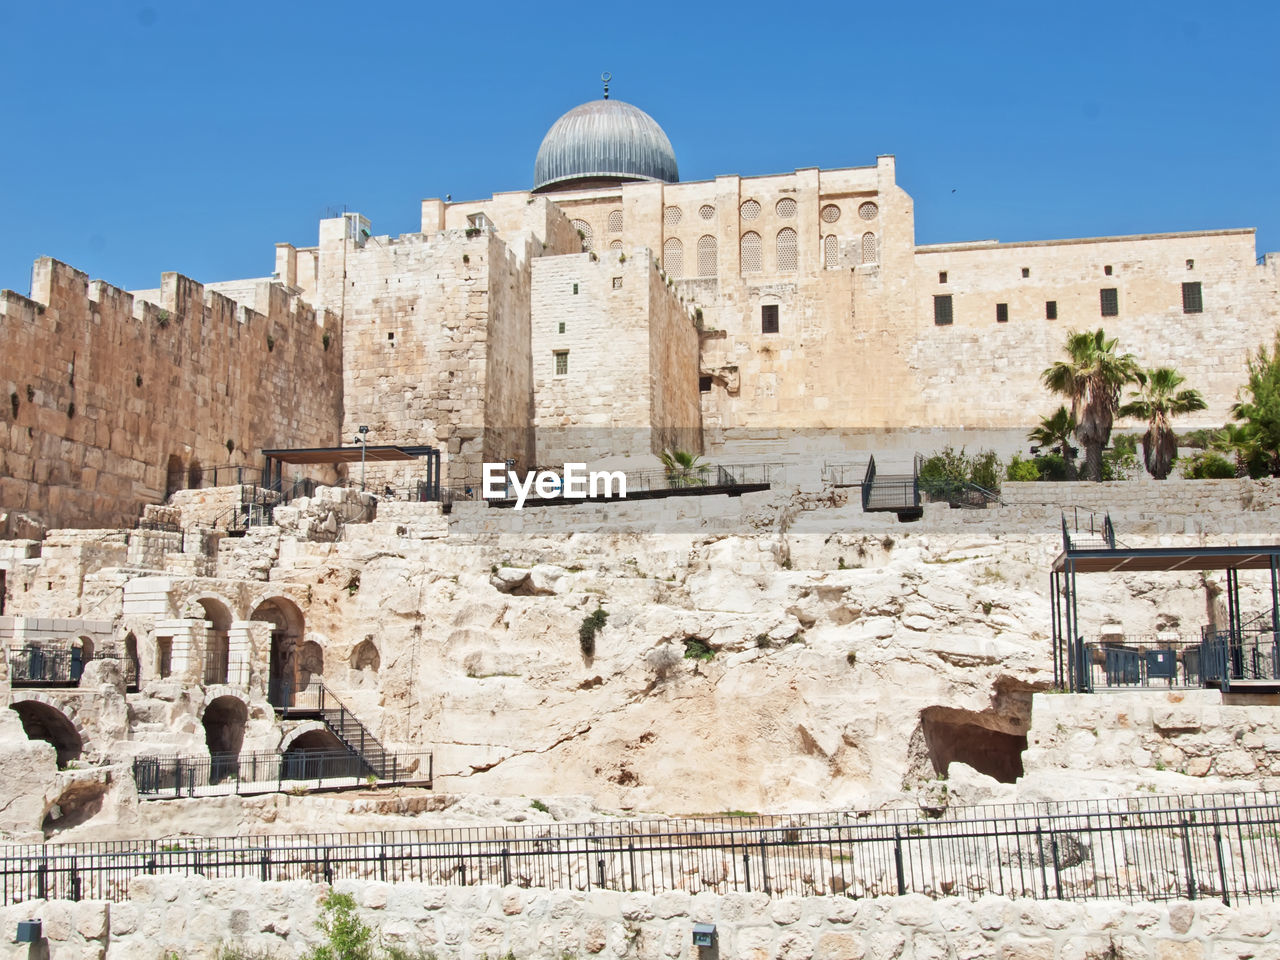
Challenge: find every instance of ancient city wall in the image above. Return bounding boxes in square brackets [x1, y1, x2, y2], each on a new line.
[0, 259, 342, 531]
[647, 258, 703, 456]
[6, 878, 1280, 960]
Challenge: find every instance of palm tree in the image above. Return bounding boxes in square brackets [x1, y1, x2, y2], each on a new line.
[1041, 329, 1140, 481]
[1027, 406, 1078, 479]
[1211, 422, 1261, 478]
[1117, 367, 1207, 479]
[659, 449, 710, 488]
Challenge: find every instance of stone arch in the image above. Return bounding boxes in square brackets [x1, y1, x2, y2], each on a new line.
[282, 727, 349, 780]
[279, 721, 329, 753]
[251, 596, 306, 708]
[297, 639, 324, 690]
[696, 235, 717, 276]
[861, 232, 878, 264]
[189, 596, 232, 685]
[740, 232, 762, 273]
[775, 227, 797, 272]
[73, 635, 94, 663]
[663, 237, 684, 278]
[10, 698, 84, 769]
[164, 455, 184, 499]
[187, 458, 203, 490]
[202, 695, 247, 785]
[350, 638, 380, 673]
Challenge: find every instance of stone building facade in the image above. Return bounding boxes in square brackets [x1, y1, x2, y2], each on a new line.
[3, 92, 1279, 529]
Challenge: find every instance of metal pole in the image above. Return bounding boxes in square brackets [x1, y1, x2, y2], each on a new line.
[361, 441, 367, 491]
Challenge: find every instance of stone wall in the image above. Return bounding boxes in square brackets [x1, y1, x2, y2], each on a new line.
[0, 259, 343, 531]
[6, 879, 1280, 960]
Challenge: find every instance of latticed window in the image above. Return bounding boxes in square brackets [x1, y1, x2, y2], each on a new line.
[821, 204, 841, 223]
[608, 240, 622, 253]
[740, 232, 762, 272]
[663, 206, 683, 228]
[571, 219, 593, 251]
[858, 201, 879, 221]
[776, 228, 798, 272]
[607, 210, 623, 233]
[861, 232, 878, 264]
[699, 204, 716, 220]
[1100, 287, 1119, 317]
[663, 237, 684, 278]
[697, 235, 717, 276]
[612, 277, 623, 290]
[776, 198, 797, 219]
[1182, 281, 1203, 314]
[823, 235, 839, 269]
[934, 295, 953, 326]
[554, 351, 568, 375]
[740, 200, 761, 221]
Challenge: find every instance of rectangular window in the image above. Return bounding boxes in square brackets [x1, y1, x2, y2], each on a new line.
[1021, 267, 1030, 278]
[699, 375, 712, 393]
[933, 294, 953, 326]
[572, 282, 579, 295]
[1100, 287, 1119, 317]
[157, 637, 172, 680]
[612, 277, 623, 289]
[938, 271, 948, 284]
[996, 303, 1009, 324]
[1182, 281, 1203, 314]
[1045, 300, 1058, 320]
[557, 321, 565, 334]
[1104, 265, 1113, 276]
[761, 304, 779, 334]
[554, 350, 568, 375]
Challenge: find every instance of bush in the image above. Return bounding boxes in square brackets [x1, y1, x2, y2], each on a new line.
[1183, 451, 1236, 479]
[683, 638, 715, 661]
[1005, 454, 1040, 482]
[918, 445, 1003, 498]
[304, 891, 376, 960]
[1033, 452, 1071, 481]
[579, 608, 608, 657]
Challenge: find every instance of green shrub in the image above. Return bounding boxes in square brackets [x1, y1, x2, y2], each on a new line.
[304, 891, 376, 960]
[579, 607, 608, 657]
[683, 638, 715, 661]
[918, 445, 1003, 497]
[1005, 454, 1040, 482]
[1183, 451, 1236, 479]
[1034, 453, 1072, 481]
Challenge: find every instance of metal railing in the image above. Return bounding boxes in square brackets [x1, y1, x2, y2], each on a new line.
[822, 461, 869, 487]
[4, 792, 1280, 906]
[1061, 510, 1116, 551]
[203, 646, 229, 686]
[132, 749, 434, 799]
[1081, 626, 1280, 692]
[7, 644, 138, 690]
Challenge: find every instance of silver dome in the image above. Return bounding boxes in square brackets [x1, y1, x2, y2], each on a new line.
[533, 99, 678, 193]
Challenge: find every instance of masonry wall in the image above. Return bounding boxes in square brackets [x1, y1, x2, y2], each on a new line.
[0, 260, 342, 530]
[7, 879, 1280, 960]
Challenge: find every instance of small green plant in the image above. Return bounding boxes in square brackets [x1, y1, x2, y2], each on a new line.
[304, 890, 376, 960]
[217, 945, 280, 960]
[287, 784, 310, 797]
[618, 252, 627, 263]
[155, 309, 170, 328]
[845, 650, 857, 667]
[462, 253, 470, 264]
[981, 600, 993, 616]
[837, 556, 847, 570]
[754, 633, 772, 649]
[683, 638, 715, 661]
[579, 607, 608, 657]
[346, 573, 361, 595]
[1154, 758, 1167, 772]
[366, 774, 378, 787]
[1005, 454, 1040, 482]
[266, 334, 276, 352]
[530, 798, 550, 813]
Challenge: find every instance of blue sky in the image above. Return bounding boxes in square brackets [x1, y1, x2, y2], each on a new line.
[1, 1, 1276, 294]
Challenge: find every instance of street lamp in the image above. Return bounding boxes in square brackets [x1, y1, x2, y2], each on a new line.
[354, 425, 370, 490]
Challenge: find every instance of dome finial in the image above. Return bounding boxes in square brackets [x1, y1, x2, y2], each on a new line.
[601, 72, 611, 100]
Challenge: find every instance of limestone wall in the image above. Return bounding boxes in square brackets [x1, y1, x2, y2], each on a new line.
[6, 879, 1280, 960]
[0, 259, 343, 531]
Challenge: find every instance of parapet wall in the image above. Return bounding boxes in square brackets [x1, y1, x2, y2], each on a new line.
[6, 878, 1280, 960]
[0, 258, 343, 530]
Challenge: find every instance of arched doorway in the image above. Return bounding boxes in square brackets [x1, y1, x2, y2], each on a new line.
[164, 455, 184, 499]
[187, 458, 203, 490]
[250, 597, 305, 708]
[297, 640, 324, 690]
[282, 728, 350, 780]
[10, 701, 83, 769]
[191, 597, 232, 685]
[203, 695, 247, 783]
[350, 638, 379, 687]
[123, 632, 140, 690]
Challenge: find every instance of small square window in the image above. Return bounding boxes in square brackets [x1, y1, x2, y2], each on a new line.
[1021, 267, 1030, 278]
[761, 304, 779, 334]
[557, 321, 565, 334]
[1100, 287, 1119, 317]
[699, 375, 712, 393]
[1104, 265, 1113, 276]
[996, 303, 1009, 323]
[933, 294, 953, 326]
[387, 331, 395, 341]
[1046, 300, 1058, 320]
[938, 271, 948, 284]
[1182, 281, 1203, 314]
[554, 350, 568, 375]
[572, 282, 579, 295]
[1186, 259, 1195, 270]
[612, 277, 623, 289]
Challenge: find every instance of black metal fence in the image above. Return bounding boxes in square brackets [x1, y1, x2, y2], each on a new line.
[1082, 627, 1279, 691]
[132, 750, 434, 799]
[5, 793, 1280, 906]
[8, 644, 138, 690]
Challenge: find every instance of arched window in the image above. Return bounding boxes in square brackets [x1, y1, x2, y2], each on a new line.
[823, 235, 840, 270]
[697, 235, 717, 277]
[570, 219, 593, 252]
[609, 240, 622, 253]
[663, 238, 684, 278]
[740, 232, 762, 273]
[776, 228, 798, 272]
[607, 210, 623, 232]
[861, 232, 878, 264]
